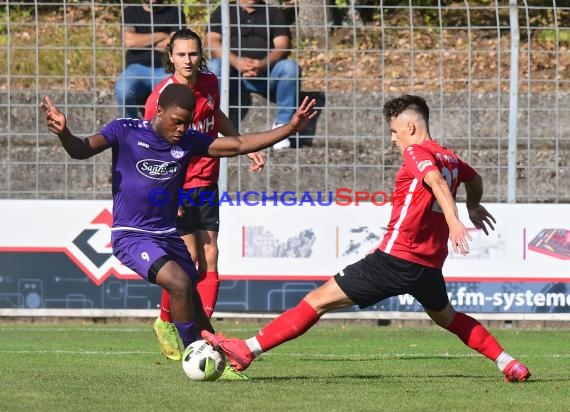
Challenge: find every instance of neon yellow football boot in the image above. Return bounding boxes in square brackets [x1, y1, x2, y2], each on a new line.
[152, 318, 182, 361]
[218, 363, 250, 381]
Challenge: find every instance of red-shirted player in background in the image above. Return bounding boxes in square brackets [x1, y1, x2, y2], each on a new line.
[202, 94, 531, 383]
[144, 29, 264, 379]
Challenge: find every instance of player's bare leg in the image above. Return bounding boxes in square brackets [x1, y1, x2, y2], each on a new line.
[180, 232, 246, 379]
[155, 260, 213, 348]
[426, 303, 530, 382]
[154, 229, 220, 360]
[202, 278, 354, 371]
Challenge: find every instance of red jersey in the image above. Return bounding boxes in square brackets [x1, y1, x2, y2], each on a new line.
[144, 71, 221, 188]
[378, 140, 477, 269]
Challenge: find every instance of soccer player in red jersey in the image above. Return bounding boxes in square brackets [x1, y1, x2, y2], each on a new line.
[144, 29, 264, 371]
[202, 95, 531, 383]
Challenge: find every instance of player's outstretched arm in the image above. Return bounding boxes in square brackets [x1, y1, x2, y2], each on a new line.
[40, 96, 110, 160]
[206, 96, 317, 158]
[424, 169, 471, 255]
[465, 174, 496, 235]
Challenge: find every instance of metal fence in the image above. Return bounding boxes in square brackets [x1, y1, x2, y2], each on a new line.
[0, 1, 568, 202]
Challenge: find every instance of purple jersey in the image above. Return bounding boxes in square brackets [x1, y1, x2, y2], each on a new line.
[99, 118, 215, 233]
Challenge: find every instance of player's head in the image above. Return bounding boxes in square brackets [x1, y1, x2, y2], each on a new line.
[154, 83, 196, 144]
[383, 95, 431, 152]
[383, 95, 429, 125]
[164, 28, 208, 77]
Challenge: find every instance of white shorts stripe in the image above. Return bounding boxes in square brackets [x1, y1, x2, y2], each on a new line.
[383, 178, 418, 253]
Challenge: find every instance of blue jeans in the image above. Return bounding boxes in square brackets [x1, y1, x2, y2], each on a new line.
[115, 63, 169, 119]
[209, 58, 301, 125]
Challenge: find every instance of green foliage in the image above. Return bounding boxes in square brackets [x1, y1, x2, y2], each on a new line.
[182, 0, 212, 23]
[1, 2, 566, 90]
[539, 29, 570, 44]
[0, 321, 567, 411]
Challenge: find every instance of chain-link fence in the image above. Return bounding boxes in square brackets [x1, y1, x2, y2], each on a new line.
[1, 1, 568, 202]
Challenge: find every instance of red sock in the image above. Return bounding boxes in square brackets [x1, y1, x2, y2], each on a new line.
[447, 312, 504, 361]
[256, 300, 320, 352]
[159, 289, 172, 323]
[196, 271, 219, 319]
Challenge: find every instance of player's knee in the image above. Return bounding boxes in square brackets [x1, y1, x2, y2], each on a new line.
[204, 248, 219, 267]
[304, 281, 348, 315]
[301, 294, 323, 315]
[168, 277, 193, 301]
[432, 316, 450, 329]
[159, 266, 193, 298]
[426, 304, 456, 329]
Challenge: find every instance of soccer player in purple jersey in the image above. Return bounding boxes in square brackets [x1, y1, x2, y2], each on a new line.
[40, 83, 317, 353]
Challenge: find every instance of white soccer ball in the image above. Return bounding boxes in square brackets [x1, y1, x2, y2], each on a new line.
[182, 339, 226, 381]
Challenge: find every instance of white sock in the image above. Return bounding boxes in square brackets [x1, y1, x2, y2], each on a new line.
[495, 351, 515, 371]
[245, 337, 263, 357]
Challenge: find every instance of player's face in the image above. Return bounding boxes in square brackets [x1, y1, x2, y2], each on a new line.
[389, 114, 415, 153]
[170, 38, 201, 80]
[155, 106, 194, 145]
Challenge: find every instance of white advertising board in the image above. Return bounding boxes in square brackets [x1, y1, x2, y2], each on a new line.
[217, 203, 570, 281]
[0, 201, 568, 282]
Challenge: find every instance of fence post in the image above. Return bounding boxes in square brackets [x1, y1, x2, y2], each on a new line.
[218, 0, 230, 193]
[507, 0, 520, 203]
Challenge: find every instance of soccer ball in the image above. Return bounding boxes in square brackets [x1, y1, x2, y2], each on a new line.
[182, 339, 226, 381]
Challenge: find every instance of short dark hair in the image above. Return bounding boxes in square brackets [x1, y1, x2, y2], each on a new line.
[157, 83, 196, 113]
[383, 95, 430, 124]
[163, 28, 208, 74]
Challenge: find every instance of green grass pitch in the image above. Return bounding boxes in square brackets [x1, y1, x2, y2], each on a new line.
[0, 320, 568, 411]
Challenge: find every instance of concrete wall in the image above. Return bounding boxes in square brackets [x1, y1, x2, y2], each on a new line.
[2, 90, 569, 201]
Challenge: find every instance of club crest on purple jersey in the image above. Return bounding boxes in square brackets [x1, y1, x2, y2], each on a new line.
[171, 145, 184, 159]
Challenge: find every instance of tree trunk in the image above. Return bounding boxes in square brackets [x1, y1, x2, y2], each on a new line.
[294, 0, 330, 43]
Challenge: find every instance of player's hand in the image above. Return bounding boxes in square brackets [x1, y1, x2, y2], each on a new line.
[246, 151, 265, 173]
[468, 204, 496, 236]
[177, 206, 184, 217]
[288, 96, 318, 133]
[448, 219, 471, 256]
[40, 96, 67, 135]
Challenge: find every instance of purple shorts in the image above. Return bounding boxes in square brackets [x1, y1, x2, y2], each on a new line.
[111, 230, 198, 283]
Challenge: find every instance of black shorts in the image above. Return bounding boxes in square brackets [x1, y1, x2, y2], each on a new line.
[334, 249, 449, 312]
[176, 184, 220, 235]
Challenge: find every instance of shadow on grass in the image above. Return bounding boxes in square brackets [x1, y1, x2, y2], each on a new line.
[292, 354, 476, 362]
[241, 373, 503, 382]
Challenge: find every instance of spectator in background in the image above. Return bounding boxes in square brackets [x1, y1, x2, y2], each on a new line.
[115, 0, 186, 118]
[206, 0, 301, 149]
